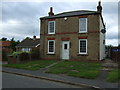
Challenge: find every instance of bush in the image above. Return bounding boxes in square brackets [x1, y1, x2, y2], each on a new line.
[12, 51, 23, 58]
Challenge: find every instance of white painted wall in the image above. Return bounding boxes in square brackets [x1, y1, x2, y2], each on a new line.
[99, 16, 106, 60]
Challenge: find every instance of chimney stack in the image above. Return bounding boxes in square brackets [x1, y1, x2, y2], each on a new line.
[97, 1, 102, 14]
[33, 35, 36, 40]
[48, 7, 54, 16]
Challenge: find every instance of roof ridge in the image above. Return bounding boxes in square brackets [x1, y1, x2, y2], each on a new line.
[55, 10, 97, 16]
[40, 9, 99, 19]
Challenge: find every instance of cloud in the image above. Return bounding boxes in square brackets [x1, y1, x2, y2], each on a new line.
[2, 23, 39, 41]
[106, 39, 118, 46]
[102, 2, 118, 46]
[0, 1, 2, 23]
[2, 2, 42, 24]
[102, 2, 118, 15]
[106, 25, 118, 39]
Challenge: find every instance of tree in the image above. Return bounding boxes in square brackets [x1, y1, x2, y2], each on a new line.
[105, 45, 113, 50]
[1, 37, 7, 41]
[11, 37, 14, 41]
[10, 37, 20, 51]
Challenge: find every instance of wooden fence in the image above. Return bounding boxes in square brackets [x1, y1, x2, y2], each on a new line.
[110, 47, 120, 62]
[8, 52, 40, 64]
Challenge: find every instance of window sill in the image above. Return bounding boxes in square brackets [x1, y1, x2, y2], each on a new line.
[47, 53, 55, 55]
[77, 53, 88, 56]
[78, 32, 88, 34]
[48, 33, 55, 35]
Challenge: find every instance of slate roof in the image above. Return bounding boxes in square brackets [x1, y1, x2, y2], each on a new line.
[16, 38, 40, 48]
[40, 10, 100, 19]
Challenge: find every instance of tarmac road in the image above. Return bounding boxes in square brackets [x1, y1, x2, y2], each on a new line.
[2, 72, 84, 88]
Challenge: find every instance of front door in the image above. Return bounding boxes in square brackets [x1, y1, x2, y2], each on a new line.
[61, 41, 70, 60]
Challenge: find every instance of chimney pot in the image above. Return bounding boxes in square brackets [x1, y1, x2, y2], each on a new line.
[48, 7, 54, 16]
[33, 36, 36, 40]
[97, 1, 102, 14]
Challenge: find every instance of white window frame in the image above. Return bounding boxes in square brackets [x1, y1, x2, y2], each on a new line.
[48, 40, 55, 54]
[79, 18, 87, 33]
[79, 39, 87, 54]
[48, 21, 55, 34]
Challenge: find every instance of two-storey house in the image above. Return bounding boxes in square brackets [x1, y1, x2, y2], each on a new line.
[40, 1, 106, 61]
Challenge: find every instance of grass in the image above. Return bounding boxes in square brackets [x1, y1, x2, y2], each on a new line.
[106, 69, 120, 83]
[3, 60, 56, 70]
[46, 61, 102, 79]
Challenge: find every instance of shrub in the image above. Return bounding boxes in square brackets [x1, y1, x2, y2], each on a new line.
[12, 51, 23, 58]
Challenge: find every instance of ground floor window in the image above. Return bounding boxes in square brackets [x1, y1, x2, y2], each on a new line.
[22, 48, 31, 52]
[79, 39, 87, 54]
[48, 40, 55, 54]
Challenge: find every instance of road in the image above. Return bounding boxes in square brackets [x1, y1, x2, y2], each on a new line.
[2, 72, 83, 88]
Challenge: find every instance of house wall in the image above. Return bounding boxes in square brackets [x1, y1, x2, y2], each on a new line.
[16, 47, 32, 52]
[99, 16, 105, 60]
[40, 14, 100, 61]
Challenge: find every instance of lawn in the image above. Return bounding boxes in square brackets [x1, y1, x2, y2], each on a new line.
[46, 61, 102, 79]
[106, 69, 120, 83]
[3, 60, 56, 70]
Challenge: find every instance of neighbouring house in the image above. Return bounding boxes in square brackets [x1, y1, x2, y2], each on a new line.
[16, 36, 40, 52]
[40, 1, 106, 61]
[0, 41, 12, 61]
[0, 41, 12, 53]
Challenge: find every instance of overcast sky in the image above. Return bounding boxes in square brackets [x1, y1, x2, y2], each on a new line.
[0, 0, 119, 46]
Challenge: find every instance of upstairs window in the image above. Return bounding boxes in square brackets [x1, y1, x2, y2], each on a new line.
[48, 21, 55, 34]
[79, 39, 87, 54]
[48, 40, 55, 54]
[79, 18, 87, 33]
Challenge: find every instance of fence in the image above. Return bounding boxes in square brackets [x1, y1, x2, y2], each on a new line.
[110, 47, 120, 62]
[107, 47, 120, 62]
[8, 52, 40, 64]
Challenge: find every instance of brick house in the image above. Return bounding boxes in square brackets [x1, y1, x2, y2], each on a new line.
[0, 41, 12, 53]
[40, 1, 106, 61]
[0, 41, 12, 61]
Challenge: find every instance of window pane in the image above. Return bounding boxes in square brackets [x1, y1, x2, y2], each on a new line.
[49, 41, 54, 53]
[48, 21, 55, 33]
[80, 18, 87, 32]
[80, 40, 86, 53]
[64, 44, 67, 49]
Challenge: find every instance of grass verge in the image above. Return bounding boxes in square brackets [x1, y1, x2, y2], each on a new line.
[3, 60, 56, 70]
[106, 69, 120, 83]
[46, 61, 101, 79]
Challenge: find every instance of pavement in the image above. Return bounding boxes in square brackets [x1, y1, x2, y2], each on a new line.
[2, 60, 119, 89]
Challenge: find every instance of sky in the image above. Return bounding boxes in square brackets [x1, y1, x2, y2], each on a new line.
[0, 0, 119, 46]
